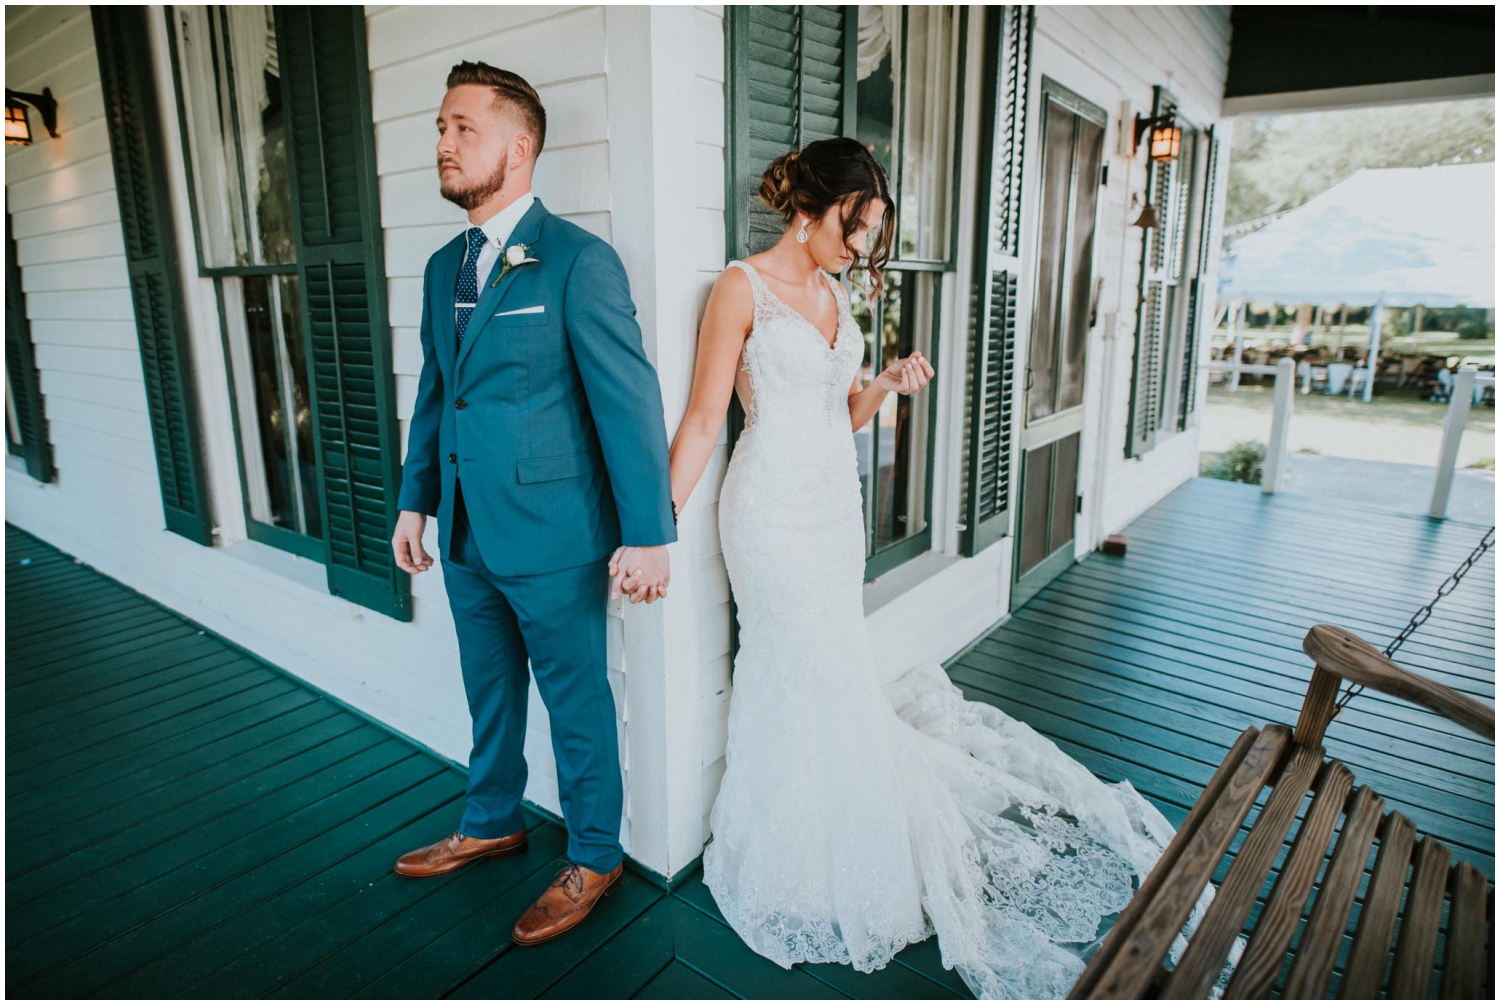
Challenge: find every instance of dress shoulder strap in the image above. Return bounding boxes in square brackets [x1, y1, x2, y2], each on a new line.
[823, 269, 850, 313]
[726, 260, 772, 318]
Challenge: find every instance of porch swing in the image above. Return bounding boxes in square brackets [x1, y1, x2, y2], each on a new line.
[1070, 527, 1496, 999]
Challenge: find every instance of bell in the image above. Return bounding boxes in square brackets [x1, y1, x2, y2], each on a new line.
[1131, 201, 1160, 230]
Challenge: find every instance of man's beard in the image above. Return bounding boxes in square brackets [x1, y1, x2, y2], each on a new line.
[439, 157, 507, 211]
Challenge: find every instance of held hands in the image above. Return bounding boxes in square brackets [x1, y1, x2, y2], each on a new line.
[873, 351, 935, 395]
[608, 544, 670, 604]
[392, 511, 433, 575]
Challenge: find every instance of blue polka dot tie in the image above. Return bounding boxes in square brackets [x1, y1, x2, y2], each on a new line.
[455, 226, 488, 350]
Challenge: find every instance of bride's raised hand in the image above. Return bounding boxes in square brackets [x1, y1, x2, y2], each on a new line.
[874, 352, 935, 395]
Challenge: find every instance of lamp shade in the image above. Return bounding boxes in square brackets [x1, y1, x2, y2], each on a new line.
[1149, 123, 1181, 162]
[5, 98, 31, 146]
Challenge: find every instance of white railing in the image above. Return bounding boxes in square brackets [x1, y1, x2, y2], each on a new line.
[1206, 357, 1295, 495]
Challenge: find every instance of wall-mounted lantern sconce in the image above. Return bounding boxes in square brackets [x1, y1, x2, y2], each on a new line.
[1132, 110, 1181, 163]
[5, 88, 59, 146]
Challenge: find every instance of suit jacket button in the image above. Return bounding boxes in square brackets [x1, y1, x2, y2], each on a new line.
[448, 453, 457, 463]
[454, 398, 467, 410]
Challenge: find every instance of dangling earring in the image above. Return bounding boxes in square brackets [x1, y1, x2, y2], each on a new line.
[796, 220, 809, 244]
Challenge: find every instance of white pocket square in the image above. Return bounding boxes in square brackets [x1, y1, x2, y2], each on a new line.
[495, 305, 545, 316]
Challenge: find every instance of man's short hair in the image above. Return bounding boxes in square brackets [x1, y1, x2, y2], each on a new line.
[445, 61, 547, 157]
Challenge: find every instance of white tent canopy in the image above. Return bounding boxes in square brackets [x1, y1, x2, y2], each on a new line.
[1219, 162, 1496, 309]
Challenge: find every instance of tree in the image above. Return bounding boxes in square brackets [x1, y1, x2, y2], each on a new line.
[1226, 97, 1495, 227]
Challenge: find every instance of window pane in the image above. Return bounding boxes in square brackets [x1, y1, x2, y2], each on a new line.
[232, 274, 319, 538]
[175, 6, 295, 267]
[1029, 104, 1074, 422]
[855, 5, 896, 180]
[897, 6, 959, 260]
[5, 376, 21, 455]
[1057, 117, 1104, 413]
[851, 269, 931, 560]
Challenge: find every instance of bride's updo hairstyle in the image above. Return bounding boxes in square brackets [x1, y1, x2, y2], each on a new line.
[758, 137, 895, 294]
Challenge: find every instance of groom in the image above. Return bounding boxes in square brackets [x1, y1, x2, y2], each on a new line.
[390, 61, 675, 945]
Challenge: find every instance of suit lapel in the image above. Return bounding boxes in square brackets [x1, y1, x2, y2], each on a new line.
[455, 199, 551, 373]
[433, 234, 464, 377]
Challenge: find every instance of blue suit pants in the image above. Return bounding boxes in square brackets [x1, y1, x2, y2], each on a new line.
[443, 481, 623, 873]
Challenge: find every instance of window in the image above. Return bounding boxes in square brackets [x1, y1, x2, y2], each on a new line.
[5, 210, 53, 483]
[170, 5, 321, 557]
[164, 5, 410, 619]
[1127, 87, 1217, 456]
[852, 5, 965, 578]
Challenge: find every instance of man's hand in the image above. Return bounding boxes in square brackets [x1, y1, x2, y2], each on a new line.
[608, 545, 670, 604]
[392, 510, 433, 575]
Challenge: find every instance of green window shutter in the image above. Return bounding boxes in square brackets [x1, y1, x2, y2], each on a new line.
[1125, 87, 1178, 458]
[92, 5, 213, 545]
[276, 6, 409, 622]
[1178, 125, 1219, 430]
[725, 5, 857, 259]
[5, 211, 53, 483]
[961, 5, 1032, 558]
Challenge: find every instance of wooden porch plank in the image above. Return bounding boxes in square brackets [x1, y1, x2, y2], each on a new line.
[106, 794, 474, 997]
[5, 668, 287, 772]
[1064, 558, 1497, 659]
[1004, 603, 1493, 747]
[5, 634, 229, 709]
[6, 661, 269, 753]
[5, 712, 368, 900]
[634, 961, 737, 999]
[20, 772, 474, 999]
[1054, 568, 1497, 682]
[957, 647, 1495, 822]
[414, 871, 664, 1000]
[3, 682, 311, 797]
[983, 617, 1493, 761]
[672, 874, 967, 999]
[4, 689, 321, 815]
[6, 739, 426, 961]
[7, 649, 252, 727]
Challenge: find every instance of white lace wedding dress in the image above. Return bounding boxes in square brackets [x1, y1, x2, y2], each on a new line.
[703, 260, 1227, 999]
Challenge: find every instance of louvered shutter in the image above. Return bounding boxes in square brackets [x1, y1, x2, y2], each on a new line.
[961, 5, 1031, 558]
[726, 5, 857, 259]
[5, 212, 53, 483]
[1125, 87, 1178, 458]
[276, 7, 409, 621]
[1178, 125, 1219, 429]
[92, 5, 213, 544]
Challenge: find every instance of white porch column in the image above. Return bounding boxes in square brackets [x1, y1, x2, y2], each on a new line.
[604, 4, 726, 881]
[1263, 357, 1295, 494]
[1430, 367, 1477, 519]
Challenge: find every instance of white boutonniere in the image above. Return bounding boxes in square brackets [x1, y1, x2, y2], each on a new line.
[492, 243, 539, 287]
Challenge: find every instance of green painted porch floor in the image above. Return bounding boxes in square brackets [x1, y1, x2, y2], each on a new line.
[6, 477, 1493, 998]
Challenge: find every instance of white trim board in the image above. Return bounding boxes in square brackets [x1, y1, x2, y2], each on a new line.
[1221, 74, 1496, 117]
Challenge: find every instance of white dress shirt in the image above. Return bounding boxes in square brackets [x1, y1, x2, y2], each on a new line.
[466, 191, 536, 284]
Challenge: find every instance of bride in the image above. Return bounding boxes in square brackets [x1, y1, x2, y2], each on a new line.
[621, 137, 1216, 999]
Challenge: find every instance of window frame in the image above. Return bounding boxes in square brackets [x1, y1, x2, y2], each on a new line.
[163, 3, 323, 562]
[858, 5, 967, 582]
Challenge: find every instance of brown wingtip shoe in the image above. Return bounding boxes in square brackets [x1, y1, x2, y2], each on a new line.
[393, 829, 528, 877]
[510, 861, 624, 946]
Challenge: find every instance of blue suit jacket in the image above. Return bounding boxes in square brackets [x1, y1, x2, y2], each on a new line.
[397, 199, 677, 576]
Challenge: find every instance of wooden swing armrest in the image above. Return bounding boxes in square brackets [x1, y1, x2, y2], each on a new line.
[1302, 624, 1495, 741]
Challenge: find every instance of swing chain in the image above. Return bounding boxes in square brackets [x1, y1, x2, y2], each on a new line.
[1332, 525, 1495, 718]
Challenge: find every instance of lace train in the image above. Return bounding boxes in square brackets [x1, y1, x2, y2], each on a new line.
[704, 260, 1236, 998]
